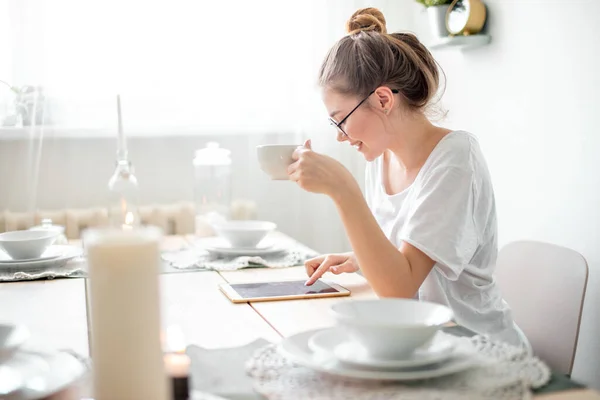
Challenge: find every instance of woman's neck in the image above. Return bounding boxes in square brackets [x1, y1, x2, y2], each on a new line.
[385, 113, 451, 172]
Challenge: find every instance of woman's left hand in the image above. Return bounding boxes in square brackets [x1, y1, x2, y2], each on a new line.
[288, 139, 359, 199]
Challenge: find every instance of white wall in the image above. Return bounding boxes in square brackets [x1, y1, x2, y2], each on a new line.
[402, 0, 600, 388]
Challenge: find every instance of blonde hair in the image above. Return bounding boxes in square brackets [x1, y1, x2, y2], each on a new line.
[319, 7, 444, 115]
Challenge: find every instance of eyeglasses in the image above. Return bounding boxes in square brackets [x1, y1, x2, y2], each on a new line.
[329, 88, 399, 138]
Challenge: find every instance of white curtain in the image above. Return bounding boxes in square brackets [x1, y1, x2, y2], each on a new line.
[0, 0, 416, 252]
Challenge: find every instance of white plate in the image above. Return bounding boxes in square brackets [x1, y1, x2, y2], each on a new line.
[208, 238, 275, 251]
[0, 246, 82, 270]
[0, 246, 65, 264]
[1, 348, 87, 399]
[309, 328, 455, 369]
[279, 328, 483, 381]
[199, 238, 286, 257]
[205, 246, 286, 257]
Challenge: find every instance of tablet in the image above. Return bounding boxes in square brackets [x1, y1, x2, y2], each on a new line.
[219, 279, 351, 303]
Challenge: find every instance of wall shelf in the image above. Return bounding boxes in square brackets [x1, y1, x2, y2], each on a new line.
[429, 34, 491, 50]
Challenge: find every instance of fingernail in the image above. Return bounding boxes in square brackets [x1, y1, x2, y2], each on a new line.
[304, 280, 311, 286]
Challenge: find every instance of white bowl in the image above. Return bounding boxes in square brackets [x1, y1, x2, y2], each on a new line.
[0, 230, 59, 260]
[0, 324, 30, 361]
[330, 299, 453, 360]
[211, 220, 277, 248]
[256, 144, 301, 180]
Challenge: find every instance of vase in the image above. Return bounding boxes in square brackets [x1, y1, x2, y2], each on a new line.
[427, 5, 450, 38]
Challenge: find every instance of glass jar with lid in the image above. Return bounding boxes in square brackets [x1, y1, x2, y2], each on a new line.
[29, 218, 69, 245]
[193, 142, 232, 236]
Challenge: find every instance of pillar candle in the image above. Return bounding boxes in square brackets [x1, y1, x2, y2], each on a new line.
[84, 226, 169, 400]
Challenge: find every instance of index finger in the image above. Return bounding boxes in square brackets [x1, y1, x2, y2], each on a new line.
[304, 261, 331, 286]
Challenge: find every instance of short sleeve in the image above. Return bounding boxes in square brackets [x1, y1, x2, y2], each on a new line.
[400, 166, 478, 281]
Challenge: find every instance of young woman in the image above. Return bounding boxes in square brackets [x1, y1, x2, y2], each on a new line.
[288, 7, 529, 348]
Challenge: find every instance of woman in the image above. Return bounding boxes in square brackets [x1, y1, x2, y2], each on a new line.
[288, 7, 529, 348]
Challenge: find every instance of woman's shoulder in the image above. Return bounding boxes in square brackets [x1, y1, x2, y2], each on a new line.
[427, 130, 484, 172]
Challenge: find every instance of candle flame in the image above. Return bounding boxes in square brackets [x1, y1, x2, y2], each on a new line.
[125, 211, 134, 225]
[165, 325, 186, 353]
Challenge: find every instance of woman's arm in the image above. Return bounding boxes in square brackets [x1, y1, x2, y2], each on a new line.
[330, 184, 436, 298]
[288, 141, 435, 296]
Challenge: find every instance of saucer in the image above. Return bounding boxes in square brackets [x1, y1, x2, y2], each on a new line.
[201, 238, 286, 257]
[208, 238, 275, 251]
[0, 246, 65, 264]
[0, 246, 82, 270]
[309, 328, 455, 369]
[205, 245, 286, 257]
[279, 328, 482, 381]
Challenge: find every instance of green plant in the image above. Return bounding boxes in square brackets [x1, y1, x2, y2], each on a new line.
[415, 0, 453, 6]
[0, 79, 20, 95]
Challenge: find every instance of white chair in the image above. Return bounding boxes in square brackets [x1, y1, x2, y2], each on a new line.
[494, 240, 588, 376]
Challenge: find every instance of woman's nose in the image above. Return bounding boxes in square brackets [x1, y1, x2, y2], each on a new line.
[336, 130, 348, 142]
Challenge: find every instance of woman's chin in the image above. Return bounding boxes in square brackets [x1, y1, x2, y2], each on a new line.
[361, 148, 382, 162]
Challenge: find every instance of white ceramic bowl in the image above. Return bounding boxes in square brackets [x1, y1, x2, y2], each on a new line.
[0, 324, 30, 361]
[330, 299, 453, 360]
[256, 144, 301, 180]
[0, 230, 59, 260]
[211, 220, 277, 248]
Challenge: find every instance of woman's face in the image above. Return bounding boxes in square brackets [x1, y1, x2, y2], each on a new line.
[322, 87, 389, 162]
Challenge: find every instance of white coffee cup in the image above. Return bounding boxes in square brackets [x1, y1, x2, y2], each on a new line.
[256, 144, 301, 180]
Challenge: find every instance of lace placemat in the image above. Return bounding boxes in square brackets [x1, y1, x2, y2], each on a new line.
[245, 334, 551, 400]
[162, 237, 318, 272]
[0, 257, 86, 282]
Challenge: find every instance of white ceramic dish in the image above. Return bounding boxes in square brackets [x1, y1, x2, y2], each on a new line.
[0, 246, 82, 270]
[211, 220, 277, 248]
[279, 328, 481, 381]
[204, 244, 286, 257]
[0, 246, 65, 264]
[308, 327, 456, 369]
[0, 230, 58, 260]
[330, 299, 453, 360]
[2, 348, 87, 399]
[256, 144, 301, 180]
[0, 324, 30, 361]
[208, 238, 274, 251]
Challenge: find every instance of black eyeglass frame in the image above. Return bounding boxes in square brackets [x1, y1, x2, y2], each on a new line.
[329, 88, 399, 137]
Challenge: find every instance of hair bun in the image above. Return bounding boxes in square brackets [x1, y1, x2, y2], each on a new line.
[346, 7, 387, 35]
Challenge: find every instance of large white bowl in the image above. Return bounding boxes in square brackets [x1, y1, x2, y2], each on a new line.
[330, 299, 453, 360]
[0, 324, 30, 361]
[211, 220, 277, 248]
[256, 144, 300, 180]
[0, 230, 58, 260]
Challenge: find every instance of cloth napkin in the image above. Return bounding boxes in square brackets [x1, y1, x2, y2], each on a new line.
[186, 339, 269, 400]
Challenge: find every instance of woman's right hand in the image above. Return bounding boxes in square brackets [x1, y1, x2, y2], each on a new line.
[304, 252, 359, 286]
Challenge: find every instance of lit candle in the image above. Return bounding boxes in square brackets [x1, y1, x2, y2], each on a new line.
[164, 325, 191, 400]
[164, 352, 191, 378]
[84, 226, 169, 400]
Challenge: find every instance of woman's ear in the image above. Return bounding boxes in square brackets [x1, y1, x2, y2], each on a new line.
[373, 86, 395, 114]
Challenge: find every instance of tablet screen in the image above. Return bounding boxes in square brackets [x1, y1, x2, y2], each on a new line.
[230, 280, 340, 299]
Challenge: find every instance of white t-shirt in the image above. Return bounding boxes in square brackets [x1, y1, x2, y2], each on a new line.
[365, 130, 529, 348]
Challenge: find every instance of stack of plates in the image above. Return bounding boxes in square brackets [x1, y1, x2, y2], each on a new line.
[0, 245, 83, 270]
[200, 238, 286, 257]
[278, 327, 483, 381]
[0, 324, 87, 399]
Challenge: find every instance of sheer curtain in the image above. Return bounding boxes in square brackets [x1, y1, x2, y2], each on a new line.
[0, 0, 416, 252]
